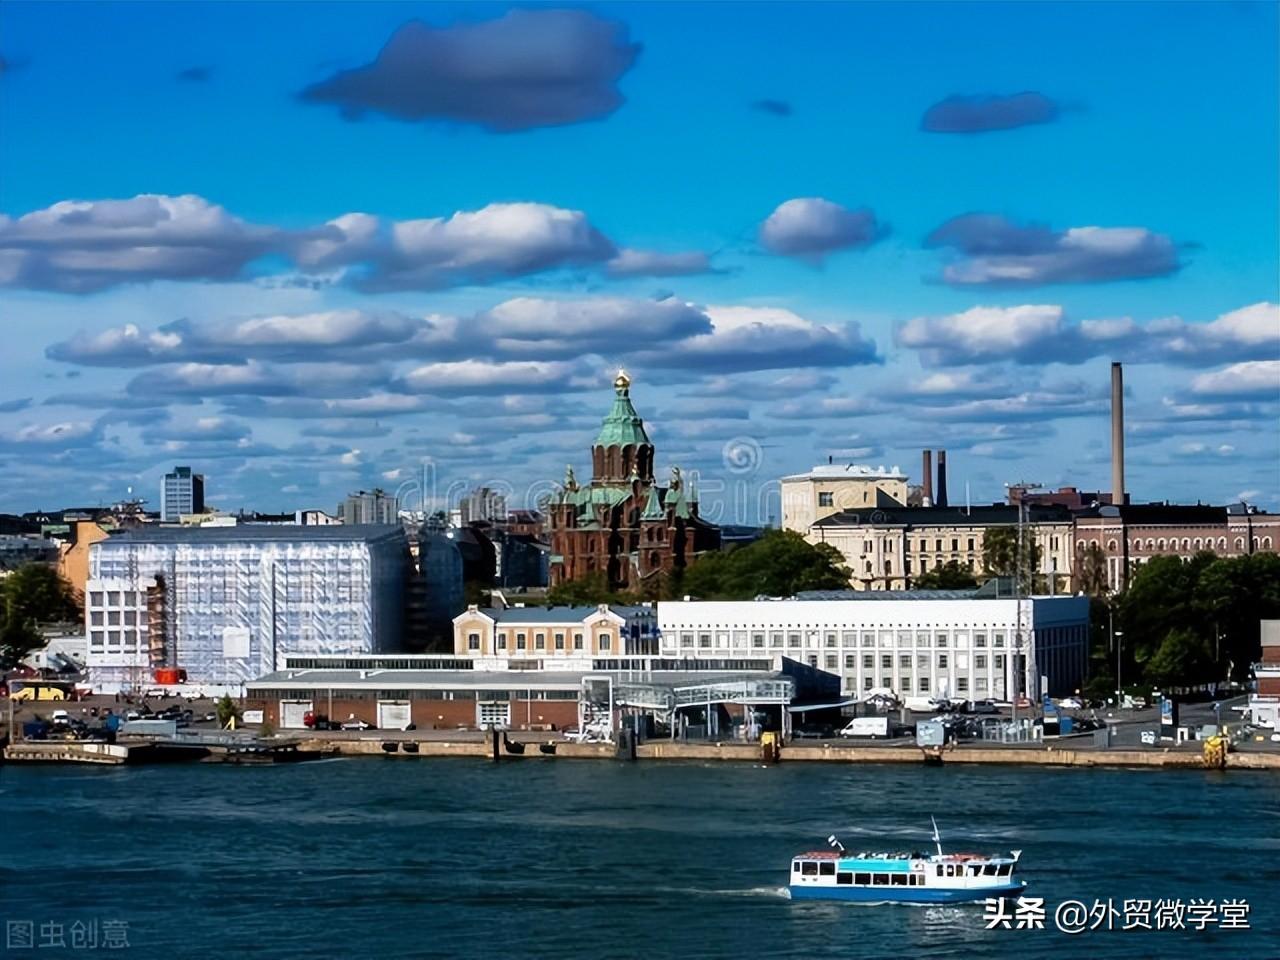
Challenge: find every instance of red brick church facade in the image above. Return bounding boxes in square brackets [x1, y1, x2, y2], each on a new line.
[548, 372, 720, 590]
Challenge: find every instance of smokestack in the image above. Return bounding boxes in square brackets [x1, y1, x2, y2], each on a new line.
[936, 450, 948, 508]
[1111, 362, 1125, 505]
[922, 450, 933, 507]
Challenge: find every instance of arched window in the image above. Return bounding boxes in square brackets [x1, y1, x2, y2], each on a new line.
[1157, 539, 1166, 551]
[1107, 539, 1118, 551]
[1194, 538, 1202, 550]
[1264, 537, 1273, 550]
[1234, 537, 1244, 550]
[1146, 539, 1155, 551]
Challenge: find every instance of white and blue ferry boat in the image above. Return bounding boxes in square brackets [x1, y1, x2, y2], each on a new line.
[789, 819, 1025, 903]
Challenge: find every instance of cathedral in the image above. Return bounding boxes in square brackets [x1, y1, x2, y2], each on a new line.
[548, 372, 720, 591]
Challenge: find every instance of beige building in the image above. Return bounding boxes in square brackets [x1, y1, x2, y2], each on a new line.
[781, 464, 909, 533]
[452, 603, 658, 659]
[57, 520, 111, 602]
[807, 505, 1075, 592]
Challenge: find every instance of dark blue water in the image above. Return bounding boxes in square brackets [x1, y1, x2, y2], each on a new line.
[2, 759, 1276, 959]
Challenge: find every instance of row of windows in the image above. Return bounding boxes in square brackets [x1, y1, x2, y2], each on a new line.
[468, 631, 613, 652]
[830, 535, 1064, 555]
[1084, 536, 1273, 553]
[794, 860, 1012, 881]
[672, 631, 1007, 650]
[255, 688, 578, 701]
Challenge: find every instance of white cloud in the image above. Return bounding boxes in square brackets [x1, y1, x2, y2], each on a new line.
[897, 305, 1064, 365]
[1188, 360, 1280, 399]
[605, 248, 714, 277]
[0, 194, 276, 293]
[758, 197, 883, 260]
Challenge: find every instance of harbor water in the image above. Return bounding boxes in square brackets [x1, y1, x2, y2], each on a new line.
[1, 760, 1276, 959]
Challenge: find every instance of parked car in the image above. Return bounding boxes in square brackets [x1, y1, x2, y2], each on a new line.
[340, 717, 373, 731]
[793, 723, 834, 739]
[1057, 697, 1084, 710]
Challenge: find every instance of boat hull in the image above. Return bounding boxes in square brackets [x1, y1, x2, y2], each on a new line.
[789, 882, 1026, 904]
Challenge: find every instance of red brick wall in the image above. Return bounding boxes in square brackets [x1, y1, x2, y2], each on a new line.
[246, 697, 578, 731]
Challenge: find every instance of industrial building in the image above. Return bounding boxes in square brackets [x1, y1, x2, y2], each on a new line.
[84, 524, 409, 694]
[657, 591, 1090, 701]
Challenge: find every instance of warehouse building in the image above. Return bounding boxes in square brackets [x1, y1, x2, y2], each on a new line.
[84, 524, 408, 694]
[657, 590, 1090, 701]
[246, 651, 838, 736]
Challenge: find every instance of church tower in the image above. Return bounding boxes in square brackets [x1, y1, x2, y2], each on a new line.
[591, 370, 654, 483]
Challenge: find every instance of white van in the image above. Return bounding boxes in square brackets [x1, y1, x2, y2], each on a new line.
[838, 716, 890, 739]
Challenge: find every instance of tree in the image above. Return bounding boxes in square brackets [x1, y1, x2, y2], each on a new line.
[0, 563, 79, 668]
[1075, 542, 1109, 597]
[545, 572, 634, 607]
[215, 694, 241, 729]
[1194, 552, 1280, 681]
[981, 527, 1042, 592]
[1145, 627, 1215, 687]
[680, 530, 851, 599]
[2, 563, 79, 625]
[911, 561, 978, 590]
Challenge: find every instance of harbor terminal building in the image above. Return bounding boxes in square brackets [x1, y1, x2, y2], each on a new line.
[84, 524, 408, 695]
[657, 589, 1090, 702]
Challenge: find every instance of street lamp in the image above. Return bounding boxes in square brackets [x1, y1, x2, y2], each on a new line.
[1114, 630, 1124, 702]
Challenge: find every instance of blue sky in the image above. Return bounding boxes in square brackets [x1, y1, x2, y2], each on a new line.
[1, 1, 1277, 521]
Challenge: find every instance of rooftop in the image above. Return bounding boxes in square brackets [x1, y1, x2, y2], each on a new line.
[469, 604, 655, 624]
[812, 504, 1073, 527]
[248, 666, 786, 691]
[103, 523, 406, 545]
[783, 464, 907, 481]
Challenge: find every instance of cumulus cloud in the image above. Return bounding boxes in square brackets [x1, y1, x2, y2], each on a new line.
[299, 11, 640, 132]
[921, 92, 1059, 134]
[480, 296, 711, 356]
[759, 198, 885, 260]
[398, 359, 599, 395]
[926, 213, 1180, 286]
[605, 248, 715, 277]
[125, 361, 386, 399]
[898, 302, 1277, 368]
[294, 202, 615, 290]
[897, 304, 1066, 365]
[648, 305, 879, 372]
[0, 419, 101, 452]
[0, 195, 277, 293]
[1187, 360, 1280, 400]
[0, 398, 34, 413]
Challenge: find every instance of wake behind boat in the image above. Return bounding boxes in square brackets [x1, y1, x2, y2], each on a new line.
[789, 818, 1026, 904]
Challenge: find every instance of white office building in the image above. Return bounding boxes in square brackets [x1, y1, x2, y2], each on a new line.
[657, 591, 1090, 701]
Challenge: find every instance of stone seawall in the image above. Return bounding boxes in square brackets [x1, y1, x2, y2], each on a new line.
[295, 735, 1280, 770]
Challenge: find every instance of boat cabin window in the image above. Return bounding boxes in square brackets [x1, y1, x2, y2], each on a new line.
[819, 862, 836, 876]
[998, 864, 1012, 877]
[854, 873, 871, 885]
[837, 872, 853, 885]
[983, 864, 998, 876]
[891, 874, 907, 886]
[872, 874, 889, 886]
[792, 862, 801, 873]
[936, 866, 944, 877]
[969, 865, 981, 877]
[801, 862, 818, 876]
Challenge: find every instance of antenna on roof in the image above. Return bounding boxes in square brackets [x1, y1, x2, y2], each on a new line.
[931, 816, 944, 858]
[827, 834, 845, 854]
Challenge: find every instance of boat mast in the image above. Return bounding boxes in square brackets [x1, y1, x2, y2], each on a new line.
[930, 816, 943, 858]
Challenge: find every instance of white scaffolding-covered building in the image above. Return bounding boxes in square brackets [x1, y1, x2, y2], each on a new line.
[85, 524, 408, 694]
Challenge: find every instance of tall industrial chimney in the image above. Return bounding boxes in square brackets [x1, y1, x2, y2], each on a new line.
[1110, 362, 1125, 505]
[922, 450, 933, 506]
[936, 449, 948, 508]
